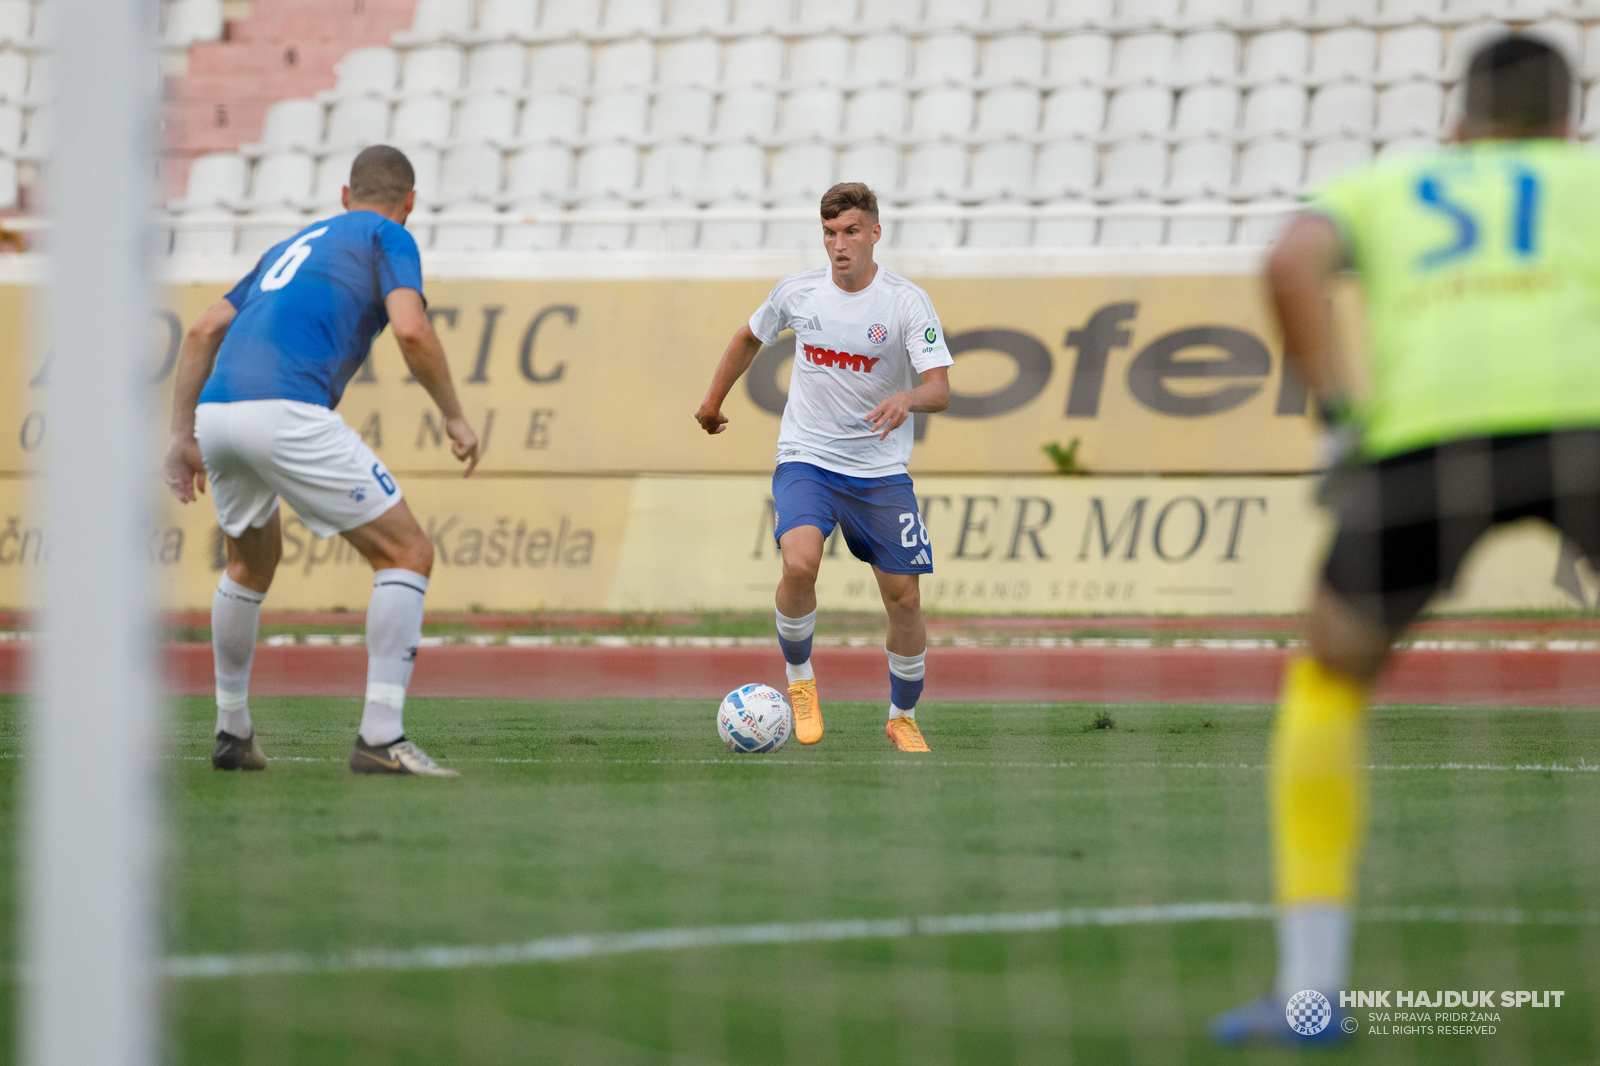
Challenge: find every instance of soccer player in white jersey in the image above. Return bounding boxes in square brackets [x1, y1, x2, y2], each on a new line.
[695, 183, 953, 751]
[162, 146, 479, 777]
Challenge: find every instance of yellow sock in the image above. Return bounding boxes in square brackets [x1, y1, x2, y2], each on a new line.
[1271, 656, 1369, 906]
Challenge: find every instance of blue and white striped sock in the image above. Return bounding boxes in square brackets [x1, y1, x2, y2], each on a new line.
[887, 648, 925, 719]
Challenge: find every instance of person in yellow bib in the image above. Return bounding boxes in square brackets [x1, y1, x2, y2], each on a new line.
[1213, 35, 1599, 1045]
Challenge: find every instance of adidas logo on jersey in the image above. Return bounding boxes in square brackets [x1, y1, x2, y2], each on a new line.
[802, 342, 882, 374]
[798, 315, 823, 331]
[910, 550, 930, 566]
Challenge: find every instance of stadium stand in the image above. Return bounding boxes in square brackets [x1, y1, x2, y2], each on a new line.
[143, 0, 1600, 252]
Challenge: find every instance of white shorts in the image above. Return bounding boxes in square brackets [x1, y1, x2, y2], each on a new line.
[195, 399, 403, 539]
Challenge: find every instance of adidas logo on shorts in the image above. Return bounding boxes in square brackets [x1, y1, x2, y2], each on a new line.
[910, 550, 930, 566]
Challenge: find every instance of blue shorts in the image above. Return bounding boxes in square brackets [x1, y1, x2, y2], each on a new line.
[772, 461, 932, 575]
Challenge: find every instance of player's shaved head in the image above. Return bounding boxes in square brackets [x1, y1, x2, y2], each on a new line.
[348, 145, 416, 205]
[821, 182, 878, 223]
[1463, 35, 1572, 137]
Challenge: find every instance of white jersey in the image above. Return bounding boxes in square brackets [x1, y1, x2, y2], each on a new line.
[749, 266, 953, 478]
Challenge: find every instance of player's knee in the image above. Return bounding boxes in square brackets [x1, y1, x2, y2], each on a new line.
[780, 552, 820, 587]
[399, 527, 434, 577]
[883, 580, 921, 616]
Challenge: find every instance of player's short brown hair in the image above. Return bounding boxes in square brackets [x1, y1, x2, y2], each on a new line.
[821, 182, 879, 222]
[1464, 35, 1572, 134]
[348, 145, 416, 205]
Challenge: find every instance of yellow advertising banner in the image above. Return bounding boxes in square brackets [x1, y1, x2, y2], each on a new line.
[0, 273, 1337, 476]
[0, 473, 1587, 615]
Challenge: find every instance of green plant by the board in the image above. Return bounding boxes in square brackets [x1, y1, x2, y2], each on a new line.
[1043, 438, 1085, 475]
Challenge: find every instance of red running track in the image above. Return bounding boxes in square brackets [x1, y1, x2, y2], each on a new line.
[0, 643, 1595, 705]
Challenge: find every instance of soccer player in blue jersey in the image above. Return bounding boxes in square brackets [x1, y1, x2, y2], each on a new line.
[696, 183, 952, 751]
[162, 146, 479, 777]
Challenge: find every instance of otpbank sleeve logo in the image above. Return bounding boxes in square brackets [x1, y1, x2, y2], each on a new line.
[924, 326, 938, 344]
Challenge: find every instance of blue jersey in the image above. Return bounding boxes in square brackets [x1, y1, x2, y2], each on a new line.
[199, 210, 423, 409]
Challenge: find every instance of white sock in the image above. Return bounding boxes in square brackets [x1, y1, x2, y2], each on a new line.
[360, 569, 428, 746]
[212, 575, 263, 737]
[776, 607, 816, 684]
[1274, 904, 1353, 998]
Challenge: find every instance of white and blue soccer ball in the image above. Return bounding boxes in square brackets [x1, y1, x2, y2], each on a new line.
[717, 683, 793, 753]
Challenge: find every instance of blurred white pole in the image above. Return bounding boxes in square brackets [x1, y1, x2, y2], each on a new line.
[26, 0, 159, 1064]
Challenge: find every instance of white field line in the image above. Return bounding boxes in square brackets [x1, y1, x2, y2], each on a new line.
[163, 901, 1600, 981]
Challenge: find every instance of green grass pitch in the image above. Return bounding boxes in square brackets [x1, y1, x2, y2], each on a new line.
[0, 694, 1597, 1064]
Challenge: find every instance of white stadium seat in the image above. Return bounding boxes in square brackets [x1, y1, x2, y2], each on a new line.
[859, 0, 915, 29]
[395, 0, 472, 45]
[767, 141, 836, 201]
[325, 98, 391, 149]
[391, 95, 453, 147]
[1305, 135, 1372, 187]
[843, 87, 908, 138]
[403, 147, 443, 203]
[507, 144, 574, 198]
[650, 88, 714, 140]
[1381, 0, 1442, 18]
[1111, 32, 1177, 85]
[1311, 0, 1377, 22]
[975, 87, 1041, 138]
[437, 143, 504, 201]
[500, 197, 563, 250]
[967, 211, 1032, 253]
[1241, 84, 1306, 137]
[1033, 203, 1097, 248]
[980, 34, 1046, 86]
[399, 47, 464, 96]
[1233, 136, 1302, 198]
[245, 152, 315, 209]
[911, 33, 977, 87]
[925, 0, 987, 29]
[1580, 25, 1600, 82]
[529, 42, 592, 94]
[1118, 0, 1182, 30]
[699, 200, 763, 250]
[1173, 30, 1238, 85]
[1374, 80, 1442, 139]
[253, 99, 324, 154]
[594, 39, 655, 91]
[908, 87, 974, 138]
[713, 88, 778, 140]
[790, 35, 851, 86]
[1167, 207, 1232, 246]
[432, 203, 502, 253]
[901, 141, 967, 201]
[1173, 85, 1238, 136]
[238, 223, 305, 261]
[457, 94, 519, 144]
[894, 214, 961, 250]
[659, 37, 721, 88]
[1376, 25, 1442, 82]
[1243, 29, 1308, 83]
[586, 90, 650, 142]
[1099, 214, 1164, 247]
[465, 43, 528, 94]
[724, 36, 786, 87]
[520, 93, 583, 143]
[476, 0, 538, 40]
[175, 152, 248, 210]
[1032, 138, 1098, 198]
[730, 0, 790, 33]
[853, 33, 912, 87]
[173, 210, 237, 257]
[541, 0, 603, 37]
[1182, 0, 1246, 25]
[331, 48, 400, 98]
[24, 54, 50, 105]
[639, 141, 706, 200]
[838, 141, 900, 191]
[1104, 85, 1172, 137]
[568, 196, 631, 250]
[699, 143, 766, 200]
[1306, 82, 1374, 138]
[603, 0, 664, 35]
[1098, 138, 1166, 200]
[795, 0, 858, 33]
[989, 0, 1052, 26]
[0, 100, 22, 155]
[574, 142, 640, 198]
[1041, 87, 1107, 137]
[0, 1, 29, 47]
[665, 0, 729, 34]
[1248, 0, 1311, 26]
[1445, 21, 1509, 78]
[968, 140, 1035, 201]
[780, 87, 845, 140]
[306, 150, 359, 209]
[1310, 28, 1375, 82]
[1045, 33, 1112, 87]
[1585, 82, 1600, 134]
[0, 52, 26, 104]
[1167, 137, 1233, 199]
[764, 201, 823, 250]
[16, 102, 46, 158]
[164, 0, 224, 47]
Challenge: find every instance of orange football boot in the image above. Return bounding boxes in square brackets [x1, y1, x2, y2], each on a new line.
[789, 678, 823, 744]
[886, 716, 930, 752]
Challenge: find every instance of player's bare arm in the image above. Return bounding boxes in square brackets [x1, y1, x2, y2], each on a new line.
[1265, 214, 1348, 405]
[865, 366, 951, 441]
[162, 297, 237, 503]
[385, 287, 481, 476]
[695, 322, 763, 435]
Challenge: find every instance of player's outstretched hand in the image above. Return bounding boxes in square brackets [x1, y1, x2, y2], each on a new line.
[162, 435, 207, 503]
[446, 416, 481, 477]
[865, 392, 913, 440]
[695, 402, 729, 435]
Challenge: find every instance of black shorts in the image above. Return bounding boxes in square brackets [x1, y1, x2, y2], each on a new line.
[1322, 430, 1600, 631]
